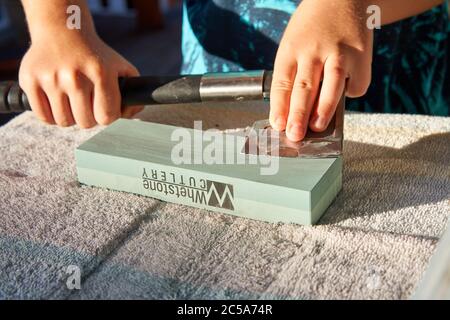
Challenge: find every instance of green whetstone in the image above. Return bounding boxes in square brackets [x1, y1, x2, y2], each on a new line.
[76, 119, 342, 225]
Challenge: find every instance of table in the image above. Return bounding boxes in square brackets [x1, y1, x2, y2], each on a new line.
[0, 104, 449, 299]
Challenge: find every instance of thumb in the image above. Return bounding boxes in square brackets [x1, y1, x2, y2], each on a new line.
[119, 60, 140, 78]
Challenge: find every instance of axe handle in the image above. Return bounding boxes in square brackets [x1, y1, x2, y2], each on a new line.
[0, 76, 201, 114]
[0, 71, 273, 114]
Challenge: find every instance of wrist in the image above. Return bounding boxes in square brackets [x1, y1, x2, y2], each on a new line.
[22, 0, 97, 43]
[29, 23, 98, 45]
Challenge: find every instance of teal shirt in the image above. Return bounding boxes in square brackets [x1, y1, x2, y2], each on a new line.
[182, 1, 450, 116]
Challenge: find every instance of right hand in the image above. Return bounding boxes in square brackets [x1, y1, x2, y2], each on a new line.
[19, 31, 143, 128]
[270, 0, 373, 141]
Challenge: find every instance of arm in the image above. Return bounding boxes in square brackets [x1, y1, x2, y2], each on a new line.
[270, 0, 446, 142]
[19, 0, 142, 128]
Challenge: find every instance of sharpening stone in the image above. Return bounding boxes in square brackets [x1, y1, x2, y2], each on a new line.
[75, 119, 342, 225]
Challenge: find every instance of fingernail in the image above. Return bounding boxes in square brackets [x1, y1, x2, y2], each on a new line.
[287, 124, 304, 141]
[314, 117, 326, 130]
[274, 117, 286, 130]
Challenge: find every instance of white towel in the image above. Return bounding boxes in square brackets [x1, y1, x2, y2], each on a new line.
[0, 107, 449, 300]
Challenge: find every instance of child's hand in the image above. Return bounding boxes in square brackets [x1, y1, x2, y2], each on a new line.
[19, 31, 142, 128]
[270, 0, 373, 141]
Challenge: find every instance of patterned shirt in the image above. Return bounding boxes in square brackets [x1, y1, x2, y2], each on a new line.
[182, 0, 450, 116]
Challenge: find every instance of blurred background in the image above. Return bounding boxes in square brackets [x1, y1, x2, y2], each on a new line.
[0, 0, 183, 125]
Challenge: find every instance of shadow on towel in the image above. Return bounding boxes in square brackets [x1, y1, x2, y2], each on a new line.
[135, 107, 449, 226]
[0, 235, 290, 300]
[319, 132, 450, 225]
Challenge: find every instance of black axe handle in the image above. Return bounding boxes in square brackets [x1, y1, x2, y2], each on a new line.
[0, 76, 202, 114]
[0, 71, 273, 114]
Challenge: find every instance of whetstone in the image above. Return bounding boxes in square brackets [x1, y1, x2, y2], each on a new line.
[75, 119, 342, 225]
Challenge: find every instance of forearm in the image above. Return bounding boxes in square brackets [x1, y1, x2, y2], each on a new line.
[21, 0, 96, 42]
[374, 0, 446, 25]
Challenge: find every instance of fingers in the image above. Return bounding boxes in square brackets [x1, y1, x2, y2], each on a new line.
[19, 75, 55, 125]
[18, 37, 142, 128]
[269, 55, 296, 131]
[286, 58, 322, 141]
[310, 55, 347, 132]
[346, 64, 371, 98]
[67, 85, 96, 129]
[23, 63, 131, 128]
[119, 61, 140, 79]
[269, 52, 355, 140]
[347, 42, 372, 98]
[270, 48, 324, 141]
[39, 72, 75, 127]
[92, 78, 121, 126]
[122, 106, 144, 119]
[46, 91, 75, 127]
[59, 71, 96, 129]
[89, 64, 121, 126]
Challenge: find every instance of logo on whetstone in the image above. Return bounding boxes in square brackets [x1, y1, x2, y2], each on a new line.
[141, 168, 235, 211]
[206, 180, 234, 211]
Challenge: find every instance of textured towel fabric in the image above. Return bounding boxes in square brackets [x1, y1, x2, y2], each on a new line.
[0, 107, 449, 300]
